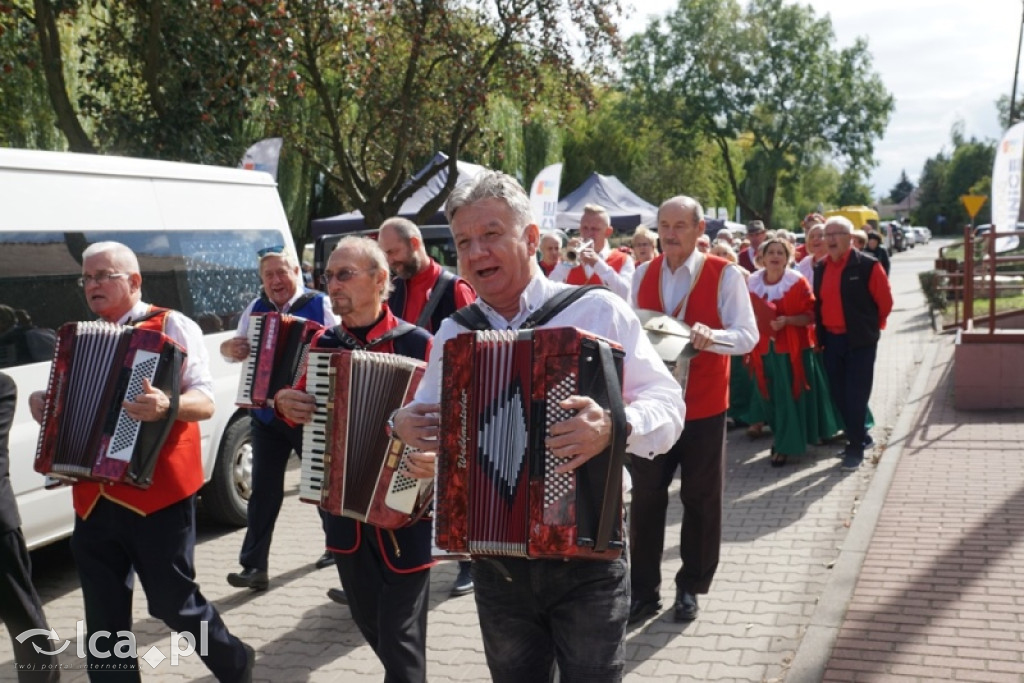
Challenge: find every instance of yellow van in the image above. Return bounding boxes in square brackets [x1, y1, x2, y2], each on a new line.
[824, 206, 879, 232]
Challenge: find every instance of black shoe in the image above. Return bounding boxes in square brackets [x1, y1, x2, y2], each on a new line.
[315, 551, 335, 570]
[840, 454, 864, 472]
[673, 591, 699, 622]
[227, 567, 269, 591]
[327, 587, 348, 605]
[450, 562, 474, 597]
[627, 597, 661, 624]
[240, 642, 256, 683]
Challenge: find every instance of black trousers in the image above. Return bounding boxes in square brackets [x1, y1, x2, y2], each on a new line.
[71, 496, 247, 681]
[820, 331, 877, 459]
[240, 417, 323, 570]
[333, 531, 430, 683]
[0, 526, 60, 682]
[629, 411, 727, 603]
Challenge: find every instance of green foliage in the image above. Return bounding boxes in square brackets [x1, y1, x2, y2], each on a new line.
[918, 270, 948, 313]
[283, 0, 622, 228]
[0, 1, 61, 149]
[912, 132, 994, 233]
[836, 167, 873, 207]
[889, 170, 914, 204]
[621, 0, 893, 228]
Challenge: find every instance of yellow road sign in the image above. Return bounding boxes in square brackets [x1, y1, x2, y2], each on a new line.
[960, 195, 988, 219]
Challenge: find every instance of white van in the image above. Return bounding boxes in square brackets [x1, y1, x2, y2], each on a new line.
[0, 148, 295, 549]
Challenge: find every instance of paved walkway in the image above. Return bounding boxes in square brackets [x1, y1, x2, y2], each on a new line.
[4, 240, 1021, 682]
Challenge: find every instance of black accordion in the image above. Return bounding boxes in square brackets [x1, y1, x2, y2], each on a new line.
[34, 321, 184, 488]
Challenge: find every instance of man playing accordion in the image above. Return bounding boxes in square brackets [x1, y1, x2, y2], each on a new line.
[392, 172, 685, 683]
[29, 241, 253, 681]
[274, 236, 435, 683]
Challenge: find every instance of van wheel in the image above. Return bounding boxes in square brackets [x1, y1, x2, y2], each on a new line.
[201, 417, 252, 527]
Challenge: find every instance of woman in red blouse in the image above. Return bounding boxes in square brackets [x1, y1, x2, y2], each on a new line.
[745, 237, 841, 466]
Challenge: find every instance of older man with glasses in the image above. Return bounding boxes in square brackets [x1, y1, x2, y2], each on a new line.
[813, 217, 893, 472]
[221, 245, 340, 591]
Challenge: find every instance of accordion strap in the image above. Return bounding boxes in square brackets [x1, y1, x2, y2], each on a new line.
[416, 268, 456, 329]
[329, 321, 418, 350]
[450, 285, 607, 331]
[593, 339, 627, 553]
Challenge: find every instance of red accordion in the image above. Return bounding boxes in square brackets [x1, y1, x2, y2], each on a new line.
[300, 348, 431, 529]
[435, 326, 627, 560]
[236, 312, 322, 408]
[34, 321, 184, 488]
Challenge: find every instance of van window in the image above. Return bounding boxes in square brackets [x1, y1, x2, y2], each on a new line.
[0, 229, 284, 368]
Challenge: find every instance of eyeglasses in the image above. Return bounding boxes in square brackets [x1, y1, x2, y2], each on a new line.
[77, 272, 128, 287]
[257, 245, 286, 258]
[322, 269, 371, 284]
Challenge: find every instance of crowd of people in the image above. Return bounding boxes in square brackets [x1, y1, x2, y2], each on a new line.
[5, 176, 895, 683]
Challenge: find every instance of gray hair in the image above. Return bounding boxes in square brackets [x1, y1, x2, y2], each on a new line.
[82, 241, 141, 275]
[824, 216, 854, 234]
[334, 235, 394, 297]
[444, 171, 534, 234]
[539, 231, 564, 248]
[380, 217, 422, 244]
[658, 196, 704, 225]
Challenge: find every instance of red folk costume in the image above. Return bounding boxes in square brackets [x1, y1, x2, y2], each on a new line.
[746, 269, 815, 401]
[72, 307, 202, 518]
[635, 253, 731, 419]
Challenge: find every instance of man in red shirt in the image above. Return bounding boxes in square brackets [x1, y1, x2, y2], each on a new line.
[549, 204, 634, 300]
[813, 217, 893, 472]
[377, 217, 476, 596]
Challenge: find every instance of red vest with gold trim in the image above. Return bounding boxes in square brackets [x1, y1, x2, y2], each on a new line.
[636, 254, 731, 420]
[566, 249, 629, 285]
[73, 308, 204, 518]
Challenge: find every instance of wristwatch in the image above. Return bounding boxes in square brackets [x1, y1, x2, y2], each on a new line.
[385, 409, 399, 438]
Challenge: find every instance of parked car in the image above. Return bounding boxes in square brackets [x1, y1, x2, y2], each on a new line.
[911, 226, 930, 245]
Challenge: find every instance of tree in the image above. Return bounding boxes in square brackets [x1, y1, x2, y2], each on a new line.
[281, 0, 622, 229]
[622, 0, 893, 227]
[2, 0, 294, 164]
[888, 170, 914, 204]
[835, 166, 873, 207]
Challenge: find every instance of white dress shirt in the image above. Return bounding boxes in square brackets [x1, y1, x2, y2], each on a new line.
[548, 242, 635, 302]
[796, 254, 823, 288]
[631, 251, 759, 356]
[411, 273, 685, 459]
[120, 301, 214, 400]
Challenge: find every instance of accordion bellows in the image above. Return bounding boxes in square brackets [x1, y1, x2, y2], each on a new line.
[436, 326, 626, 560]
[34, 321, 184, 488]
[300, 348, 431, 529]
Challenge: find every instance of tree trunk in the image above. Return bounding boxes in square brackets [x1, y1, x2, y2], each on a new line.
[33, 0, 95, 153]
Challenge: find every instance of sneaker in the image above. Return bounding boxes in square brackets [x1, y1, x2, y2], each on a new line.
[450, 562, 474, 597]
[840, 454, 863, 472]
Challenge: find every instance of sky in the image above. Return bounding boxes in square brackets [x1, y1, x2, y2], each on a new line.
[618, 0, 1023, 197]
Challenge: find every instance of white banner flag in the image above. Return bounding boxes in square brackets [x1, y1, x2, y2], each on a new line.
[529, 163, 563, 232]
[240, 137, 284, 180]
[991, 122, 1023, 252]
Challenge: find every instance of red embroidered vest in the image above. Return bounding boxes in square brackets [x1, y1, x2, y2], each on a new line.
[73, 308, 203, 518]
[566, 249, 629, 285]
[636, 254, 731, 420]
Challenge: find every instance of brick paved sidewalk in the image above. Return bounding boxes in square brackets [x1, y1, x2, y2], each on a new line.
[806, 337, 1024, 683]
